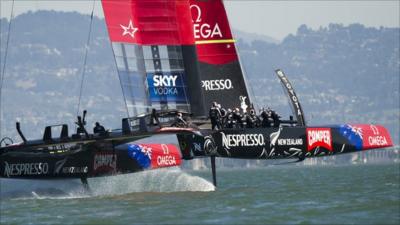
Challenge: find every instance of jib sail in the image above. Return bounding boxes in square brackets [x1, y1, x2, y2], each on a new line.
[101, 0, 206, 117]
[189, 0, 252, 111]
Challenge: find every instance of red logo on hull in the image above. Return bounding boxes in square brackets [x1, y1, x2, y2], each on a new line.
[307, 128, 333, 151]
[143, 144, 182, 169]
[350, 124, 393, 150]
[93, 152, 117, 174]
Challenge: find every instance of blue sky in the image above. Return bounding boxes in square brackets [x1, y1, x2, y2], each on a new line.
[1, 0, 399, 40]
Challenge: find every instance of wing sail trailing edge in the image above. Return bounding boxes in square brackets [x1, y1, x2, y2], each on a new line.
[189, 0, 252, 111]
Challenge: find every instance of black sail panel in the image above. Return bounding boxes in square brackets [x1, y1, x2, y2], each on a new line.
[189, 0, 252, 112]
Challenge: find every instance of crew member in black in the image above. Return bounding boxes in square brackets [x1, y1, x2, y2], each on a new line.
[233, 108, 243, 128]
[245, 112, 254, 128]
[173, 112, 188, 127]
[224, 108, 233, 128]
[253, 110, 262, 127]
[225, 113, 235, 128]
[93, 122, 106, 135]
[271, 110, 281, 127]
[260, 108, 272, 128]
[150, 108, 160, 126]
[219, 104, 227, 128]
[209, 102, 222, 130]
[246, 109, 258, 128]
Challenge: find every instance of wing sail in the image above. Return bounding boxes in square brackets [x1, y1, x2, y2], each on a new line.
[102, 0, 206, 117]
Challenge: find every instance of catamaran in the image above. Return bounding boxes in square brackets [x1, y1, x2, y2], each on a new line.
[0, 0, 393, 188]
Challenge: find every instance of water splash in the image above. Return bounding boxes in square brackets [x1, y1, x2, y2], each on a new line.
[90, 168, 215, 196]
[0, 168, 214, 199]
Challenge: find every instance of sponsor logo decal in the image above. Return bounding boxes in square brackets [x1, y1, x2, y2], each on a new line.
[54, 157, 68, 174]
[153, 75, 178, 87]
[128, 144, 152, 169]
[339, 124, 363, 150]
[154, 144, 177, 167]
[93, 153, 117, 173]
[152, 75, 179, 96]
[277, 138, 303, 146]
[147, 73, 187, 103]
[340, 124, 391, 149]
[128, 144, 181, 169]
[367, 125, 388, 146]
[276, 70, 303, 118]
[4, 162, 49, 177]
[62, 166, 88, 174]
[190, 4, 223, 39]
[120, 20, 138, 38]
[221, 132, 265, 150]
[307, 128, 332, 151]
[201, 79, 233, 91]
[342, 124, 390, 149]
[193, 143, 202, 152]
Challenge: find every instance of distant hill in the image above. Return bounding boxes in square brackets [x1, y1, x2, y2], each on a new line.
[233, 29, 279, 44]
[0, 11, 398, 144]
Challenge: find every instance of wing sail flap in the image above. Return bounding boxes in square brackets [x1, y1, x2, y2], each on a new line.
[189, 0, 252, 111]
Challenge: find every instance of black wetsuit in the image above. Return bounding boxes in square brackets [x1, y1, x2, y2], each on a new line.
[220, 108, 227, 128]
[261, 111, 272, 128]
[225, 114, 235, 128]
[209, 107, 222, 130]
[271, 111, 280, 128]
[246, 113, 259, 128]
[93, 124, 106, 134]
[233, 111, 243, 128]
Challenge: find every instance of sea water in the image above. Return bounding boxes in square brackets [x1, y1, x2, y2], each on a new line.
[0, 162, 399, 224]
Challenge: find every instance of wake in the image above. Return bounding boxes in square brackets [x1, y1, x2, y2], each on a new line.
[0, 168, 215, 200]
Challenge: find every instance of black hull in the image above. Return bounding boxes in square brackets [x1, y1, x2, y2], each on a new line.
[0, 124, 393, 180]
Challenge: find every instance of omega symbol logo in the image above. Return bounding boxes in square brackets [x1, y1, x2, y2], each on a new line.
[190, 4, 223, 39]
[190, 4, 202, 23]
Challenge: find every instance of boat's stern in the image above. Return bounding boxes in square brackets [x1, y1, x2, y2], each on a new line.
[333, 124, 393, 150]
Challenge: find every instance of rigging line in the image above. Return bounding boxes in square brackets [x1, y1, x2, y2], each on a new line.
[76, 0, 96, 117]
[0, 0, 15, 139]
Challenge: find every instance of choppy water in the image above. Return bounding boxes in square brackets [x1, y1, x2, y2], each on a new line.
[1, 162, 399, 224]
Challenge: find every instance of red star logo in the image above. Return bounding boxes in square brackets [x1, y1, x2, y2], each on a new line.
[120, 20, 138, 38]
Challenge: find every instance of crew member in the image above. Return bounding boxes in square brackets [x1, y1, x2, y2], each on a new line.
[219, 104, 227, 128]
[209, 102, 222, 130]
[260, 108, 272, 128]
[225, 112, 235, 128]
[150, 108, 159, 126]
[246, 109, 258, 128]
[233, 108, 243, 128]
[173, 112, 188, 128]
[93, 122, 106, 135]
[271, 110, 281, 127]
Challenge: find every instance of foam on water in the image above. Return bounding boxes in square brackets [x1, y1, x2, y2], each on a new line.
[89, 168, 215, 196]
[0, 168, 215, 200]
